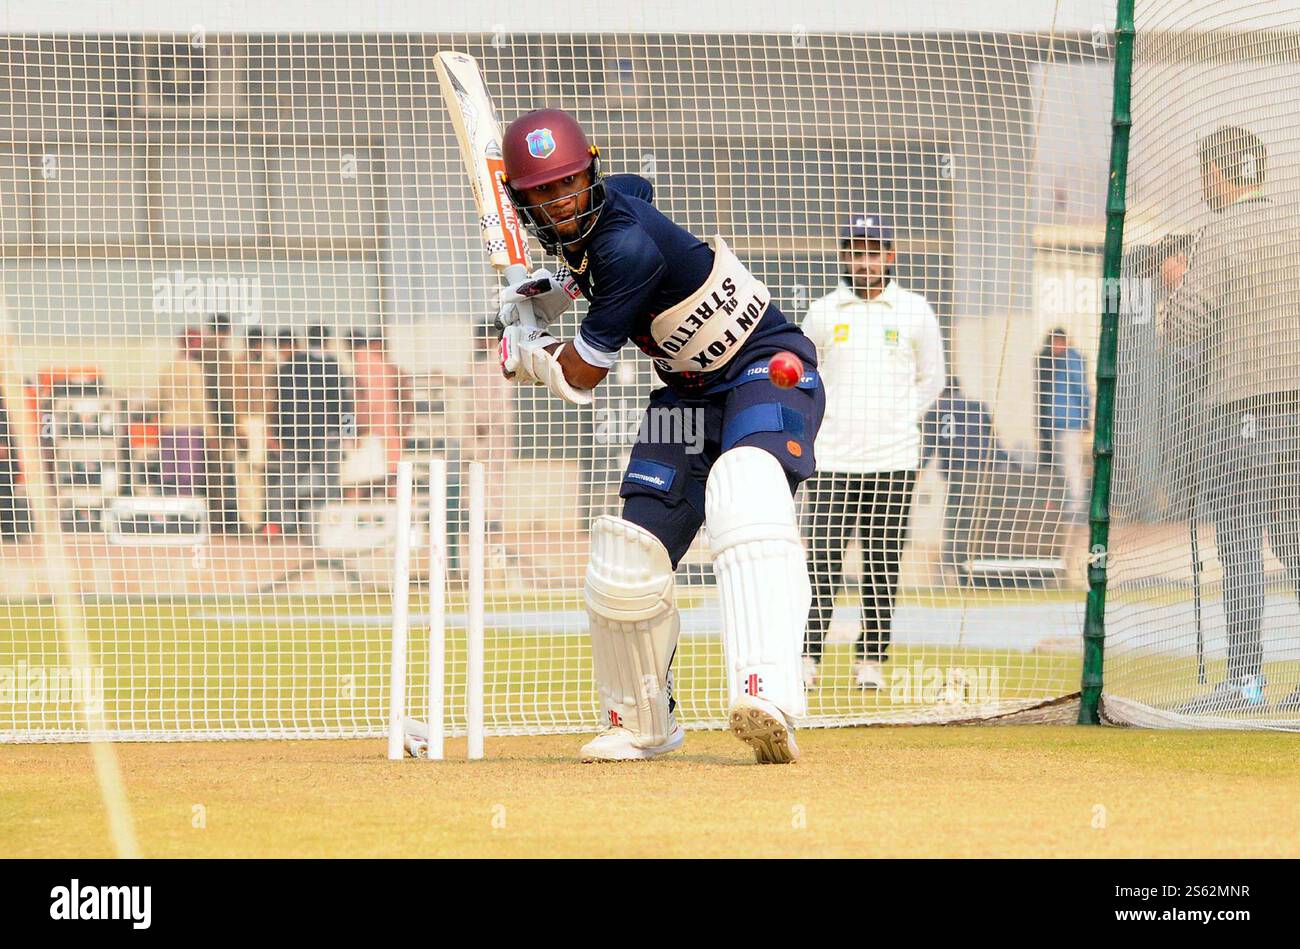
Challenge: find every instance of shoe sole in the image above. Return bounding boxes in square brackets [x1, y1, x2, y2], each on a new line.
[729, 704, 799, 764]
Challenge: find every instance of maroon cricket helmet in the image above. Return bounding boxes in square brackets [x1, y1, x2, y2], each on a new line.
[502, 109, 599, 189]
[502, 109, 607, 252]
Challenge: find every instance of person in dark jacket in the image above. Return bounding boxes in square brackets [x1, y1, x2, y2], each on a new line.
[922, 381, 1006, 570]
[264, 324, 355, 538]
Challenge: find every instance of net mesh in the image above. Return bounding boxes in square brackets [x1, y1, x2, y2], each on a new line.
[1103, 5, 1300, 729]
[0, 7, 1117, 743]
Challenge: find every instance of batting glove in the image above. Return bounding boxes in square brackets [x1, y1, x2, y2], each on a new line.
[499, 325, 593, 406]
[497, 266, 581, 329]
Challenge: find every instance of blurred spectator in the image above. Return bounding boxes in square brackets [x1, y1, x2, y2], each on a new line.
[1035, 328, 1091, 512]
[233, 324, 276, 529]
[199, 312, 243, 533]
[1159, 125, 1300, 712]
[275, 328, 299, 366]
[346, 328, 405, 488]
[799, 214, 946, 690]
[155, 329, 213, 498]
[922, 381, 1007, 571]
[0, 396, 32, 539]
[264, 324, 355, 538]
[242, 325, 275, 369]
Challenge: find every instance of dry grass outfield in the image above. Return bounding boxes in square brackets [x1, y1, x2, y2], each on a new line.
[4, 726, 1299, 858]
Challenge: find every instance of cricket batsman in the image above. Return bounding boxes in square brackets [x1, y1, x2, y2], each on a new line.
[495, 109, 824, 763]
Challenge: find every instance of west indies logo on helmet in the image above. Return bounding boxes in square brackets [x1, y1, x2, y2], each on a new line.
[502, 108, 607, 253]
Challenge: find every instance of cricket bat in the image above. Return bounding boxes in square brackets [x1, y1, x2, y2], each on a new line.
[434, 51, 538, 330]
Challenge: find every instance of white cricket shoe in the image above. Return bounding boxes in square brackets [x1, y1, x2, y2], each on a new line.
[801, 655, 820, 690]
[936, 668, 969, 706]
[854, 660, 885, 690]
[728, 694, 800, 764]
[403, 717, 429, 758]
[580, 723, 685, 763]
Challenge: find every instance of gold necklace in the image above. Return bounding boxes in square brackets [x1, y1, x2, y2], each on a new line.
[571, 251, 589, 275]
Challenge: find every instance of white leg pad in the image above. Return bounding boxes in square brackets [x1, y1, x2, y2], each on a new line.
[706, 446, 809, 719]
[585, 515, 680, 747]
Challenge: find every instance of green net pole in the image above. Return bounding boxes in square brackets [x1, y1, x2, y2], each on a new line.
[1079, 0, 1134, 725]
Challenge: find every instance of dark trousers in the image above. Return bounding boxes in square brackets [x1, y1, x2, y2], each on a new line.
[205, 449, 241, 533]
[204, 381, 242, 533]
[1204, 405, 1300, 680]
[266, 440, 344, 539]
[617, 365, 825, 567]
[941, 470, 982, 569]
[804, 470, 917, 663]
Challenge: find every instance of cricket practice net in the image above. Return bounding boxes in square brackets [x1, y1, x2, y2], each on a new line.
[0, 2, 1119, 743]
[1101, 1, 1300, 730]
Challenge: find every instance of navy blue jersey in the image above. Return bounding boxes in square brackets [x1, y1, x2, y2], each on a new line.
[563, 174, 815, 398]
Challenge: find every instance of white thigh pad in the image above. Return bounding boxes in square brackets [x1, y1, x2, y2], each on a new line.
[584, 515, 680, 746]
[706, 446, 809, 718]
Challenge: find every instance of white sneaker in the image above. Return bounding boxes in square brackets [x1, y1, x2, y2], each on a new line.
[580, 723, 685, 762]
[801, 655, 820, 690]
[936, 668, 969, 706]
[854, 660, 884, 690]
[728, 694, 800, 764]
[403, 717, 429, 758]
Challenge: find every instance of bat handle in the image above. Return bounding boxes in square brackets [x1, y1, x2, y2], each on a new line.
[503, 263, 540, 332]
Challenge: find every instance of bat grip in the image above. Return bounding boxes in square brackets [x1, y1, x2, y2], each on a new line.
[504, 263, 540, 331]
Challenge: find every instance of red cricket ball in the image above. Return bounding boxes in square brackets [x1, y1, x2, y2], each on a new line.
[768, 351, 804, 389]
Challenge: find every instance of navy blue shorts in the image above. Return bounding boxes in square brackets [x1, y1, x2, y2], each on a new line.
[618, 358, 825, 567]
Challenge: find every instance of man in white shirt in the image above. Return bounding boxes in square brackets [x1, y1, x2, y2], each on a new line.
[800, 214, 946, 689]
